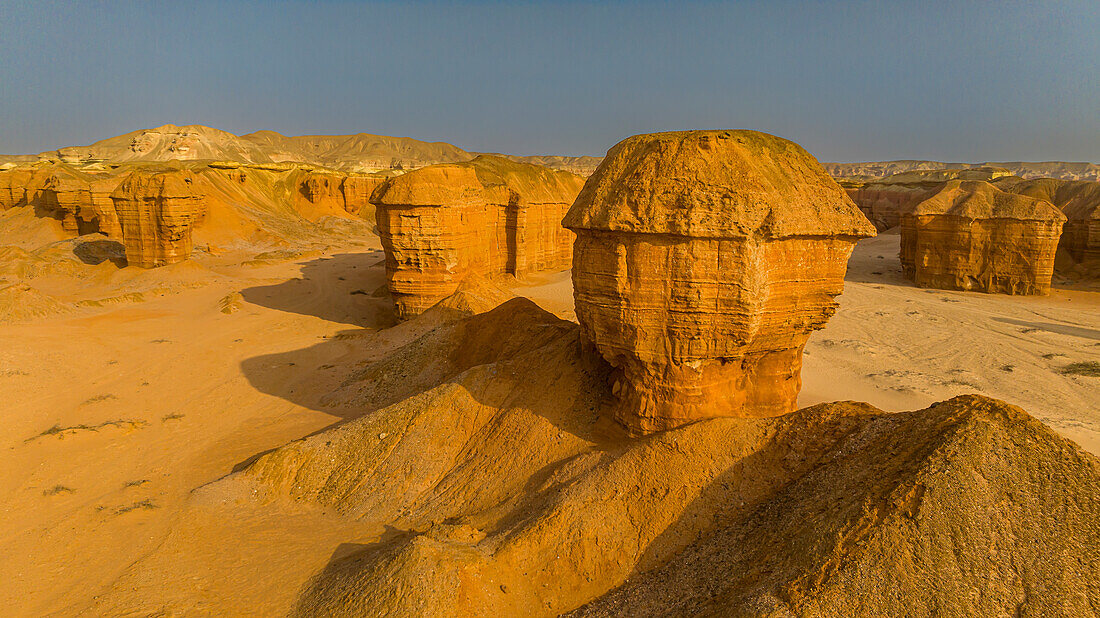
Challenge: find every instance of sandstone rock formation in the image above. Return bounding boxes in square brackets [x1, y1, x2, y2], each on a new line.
[295, 171, 386, 217]
[36, 166, 123, 237]
[563, 130, 876, 434]
[841, 167, 1011, 231]
[373, 155, 584, 319]
[201, 300, 1100, 618]
[110, 169, 207, 267]
[994, 176, 1100, 271]
[900, 180, 1066, 294]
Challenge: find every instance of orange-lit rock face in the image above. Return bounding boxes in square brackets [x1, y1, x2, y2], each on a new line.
[994, 177, 1100, 268]
[374, 155, 583, 319]
[110, 170, 207, 268]
[900, 181, 1066, 295]
[37, 168, 123, 237]
[564, 130, 876, 434]
[842, 168, 1010, 231]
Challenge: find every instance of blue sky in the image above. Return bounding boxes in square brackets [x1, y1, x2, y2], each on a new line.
[1, 0, 1097, 162]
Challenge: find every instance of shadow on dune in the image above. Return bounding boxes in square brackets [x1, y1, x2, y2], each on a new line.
[239, 252, 394, 328]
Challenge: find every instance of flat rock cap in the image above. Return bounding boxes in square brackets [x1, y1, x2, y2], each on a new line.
[913, 180, 1067, 222]
[562, 130, 876, 239]
[372, 155, 583, 207]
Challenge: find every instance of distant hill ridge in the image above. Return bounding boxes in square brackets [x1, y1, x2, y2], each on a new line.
[5, 126, 1096, 180]
[0, 124, 608, 176]
[827, 159, 1100, 182]
[4, 124, 476, 174]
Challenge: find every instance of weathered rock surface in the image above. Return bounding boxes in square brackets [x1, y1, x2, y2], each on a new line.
[202, 300, 1100, 618]
[563, 130, 875, 433]
[110, 169, 208, 267]
[994, 176, 1100, 271]
[36, 166, 123, 237]
[841, 167, 1011, 231]
[373, 155, 584, 319]
[900, 180, 1066, 294]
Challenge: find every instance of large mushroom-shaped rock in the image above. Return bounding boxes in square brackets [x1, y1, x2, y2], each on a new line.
[900, 180, 1066, 294]
[373, 155, 584, 319]
[110, 169, 207, 267]
[563, 130, 876, 434]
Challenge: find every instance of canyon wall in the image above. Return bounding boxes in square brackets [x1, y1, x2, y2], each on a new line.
[563, 130, 876, 434]
[900, 180, 1065, 294]
[373, 155, 584, 319]
[110, 169, 208, 267]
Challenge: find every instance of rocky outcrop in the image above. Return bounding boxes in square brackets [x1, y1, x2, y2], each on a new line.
[36, 167, 123, 237]
[842, 167, 1011, 230]
[373, 155, 584, 319]
[900, 180, 1066, 294]
[205, 299, 1100, 618]
[563, 130, 876, 434]
[295, 171, 386, 217]
[994, 176, 1100, 270]
[110, 169, 207, 267]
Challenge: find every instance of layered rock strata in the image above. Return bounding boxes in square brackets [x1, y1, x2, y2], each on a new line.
[373, 155, 584, 319]
[110, 169, 207, 267]
[994, 176, 1100, 268]
[841, 167, 1011, 231]
[900, 180, 1066, 294]
[563, 130, 876, 434]
[36, 167, 123, 236]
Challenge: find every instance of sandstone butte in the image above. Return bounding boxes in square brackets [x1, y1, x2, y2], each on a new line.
[110, 169, 208, 268]
[372, 154, 585, 319]
[562, 130, 877, 434]
[900, 180, 1066, 295]
[839, 166, 1012, 231]
[993, 176, 1100, 271]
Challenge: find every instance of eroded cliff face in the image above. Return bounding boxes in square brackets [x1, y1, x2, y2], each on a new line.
[110, 170, 208, 267]
[563, 130, 876, 434]
[900, 180, 1066, 294]
[36, 167, 123, 237]
[373, 155, 584, 319]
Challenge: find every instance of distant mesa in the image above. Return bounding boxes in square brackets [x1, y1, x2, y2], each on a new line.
[372, 154, 585, 319]
[900, 180, 1066, 295]
[564, 130, 876, 434]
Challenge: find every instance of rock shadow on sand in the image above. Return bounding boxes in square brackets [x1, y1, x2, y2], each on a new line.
[239, 252, 394, 329]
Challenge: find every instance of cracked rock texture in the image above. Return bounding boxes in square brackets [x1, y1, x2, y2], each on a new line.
[110, 169, 208, 267]
[900, 180, 1066, 295]
[373, 155, 584, 319]
[563, 130, 875, 434]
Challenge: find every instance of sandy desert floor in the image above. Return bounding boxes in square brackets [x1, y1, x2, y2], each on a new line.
[1, 232, 1098, 615]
